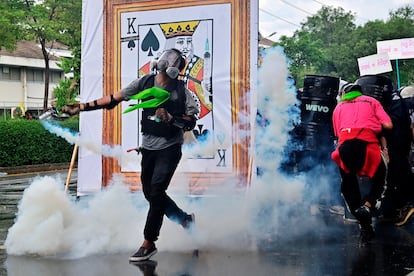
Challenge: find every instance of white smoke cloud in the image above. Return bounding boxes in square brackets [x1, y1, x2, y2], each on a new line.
[5, 175, 143, 258]
[41, 121, 138, 166]
[6, 46, 336, 259]
[41, 121, 79, 145]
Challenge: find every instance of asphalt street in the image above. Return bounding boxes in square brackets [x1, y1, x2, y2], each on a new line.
[1, 170, 414, 276]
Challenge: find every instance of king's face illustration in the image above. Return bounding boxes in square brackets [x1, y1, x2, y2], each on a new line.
[175, 36, 194, 60]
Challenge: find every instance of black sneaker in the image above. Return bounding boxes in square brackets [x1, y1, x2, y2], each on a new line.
[343, 206, 358, 223]
[129, 245, 158, 262]
[354, 205, 372, 227]
[182, 213, 195, 230]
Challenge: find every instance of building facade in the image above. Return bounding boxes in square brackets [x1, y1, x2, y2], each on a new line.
[0, 41, 70, 118]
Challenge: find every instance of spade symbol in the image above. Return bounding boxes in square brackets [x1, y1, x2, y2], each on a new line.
[141, 28, 160, 56]
[128, 40, 135, 51]
[193, 124, 210, 141]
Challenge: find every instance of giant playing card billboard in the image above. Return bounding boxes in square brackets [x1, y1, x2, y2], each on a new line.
[77, 0, 258, 194]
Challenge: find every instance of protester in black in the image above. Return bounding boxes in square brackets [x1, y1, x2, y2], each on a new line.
[381, 87, 414, 225]
[63, 48, 200, 261]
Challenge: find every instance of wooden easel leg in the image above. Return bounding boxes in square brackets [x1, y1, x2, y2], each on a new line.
[65, 143, 79, 193]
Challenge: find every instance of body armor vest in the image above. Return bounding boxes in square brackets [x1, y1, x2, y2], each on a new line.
[139, 74, 186, 138]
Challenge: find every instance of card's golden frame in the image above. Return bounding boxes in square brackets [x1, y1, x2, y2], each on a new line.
[102, 0, 252, 191]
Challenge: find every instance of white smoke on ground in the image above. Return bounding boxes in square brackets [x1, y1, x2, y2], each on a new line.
[6, 47, 336, 259]
[5, 175, 144, 258]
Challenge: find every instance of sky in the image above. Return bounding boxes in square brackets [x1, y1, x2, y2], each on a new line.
[259, 0, 413, 41]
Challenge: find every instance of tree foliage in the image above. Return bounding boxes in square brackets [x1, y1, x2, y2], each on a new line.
[54, 48, 81, 110]
[277, 4, 414, 87]
[1, 1, 413, 104]
[0, 0, 81, 112]
[0, 1, 25, 50]
[53, 0, 82, 110]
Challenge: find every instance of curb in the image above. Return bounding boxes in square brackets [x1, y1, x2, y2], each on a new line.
[0, 163, 77, 175]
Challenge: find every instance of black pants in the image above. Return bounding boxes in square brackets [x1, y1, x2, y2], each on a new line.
[340, 159, 387, 217]
[382, 149, 414, 217]
[140, 143, 188, 242]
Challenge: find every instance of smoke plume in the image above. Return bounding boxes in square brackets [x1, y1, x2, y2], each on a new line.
[6, 47, 340, 259]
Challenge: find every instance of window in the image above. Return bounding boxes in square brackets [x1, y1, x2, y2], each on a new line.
[0, 66, 21, 81]
[50, 71, 62, 83]
[27, 68, 44, 82]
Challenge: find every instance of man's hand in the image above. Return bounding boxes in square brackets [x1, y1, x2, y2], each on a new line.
[155, 108, 173, 123]
[62, 103, 81, 116]
[381, 148, 390, 163]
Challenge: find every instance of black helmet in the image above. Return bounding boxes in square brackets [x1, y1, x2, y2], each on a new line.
[343, 84, 362, 94]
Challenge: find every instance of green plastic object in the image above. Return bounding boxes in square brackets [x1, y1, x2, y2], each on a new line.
[123, 87, 170, 114]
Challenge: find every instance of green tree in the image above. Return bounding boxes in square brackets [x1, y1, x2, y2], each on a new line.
[352, 5, 414, 86]
[52, 0, 82, 110]
[389, 5, 414, 21]
[299, 6, 356, 77]
[386, 5, 414, 87]
[277, 4, 414, 87]
[277, 6, 356, 85]
[54, 47, 81, 110]
[0, 0, 81, 112]
[0, 1, 24, 50]
[277, 33, 326, 85]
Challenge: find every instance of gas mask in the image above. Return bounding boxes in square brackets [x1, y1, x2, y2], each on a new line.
[151, 49, 184, 79]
